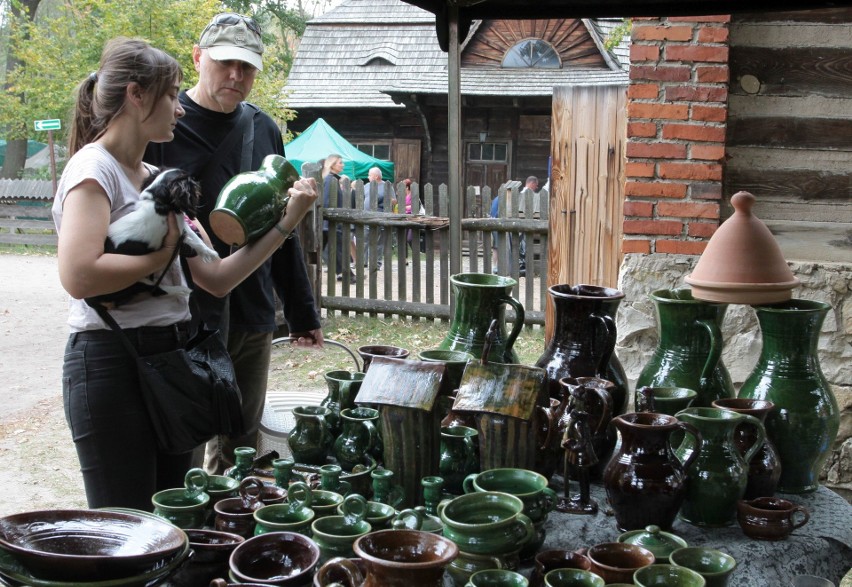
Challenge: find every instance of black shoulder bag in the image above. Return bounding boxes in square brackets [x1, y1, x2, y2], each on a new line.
[92, 246, 245, 455]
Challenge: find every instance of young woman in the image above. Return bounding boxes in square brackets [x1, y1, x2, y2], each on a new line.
[52, 37, 317, 509]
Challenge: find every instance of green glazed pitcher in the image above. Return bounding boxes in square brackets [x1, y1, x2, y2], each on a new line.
[439, 273, 525, 363]
[209, 154, 300, 247]
[636, 289, 734, 407]
[675, 407, 765, 527]
[289, 406, 334, 465]
[738, 299, 839, 493]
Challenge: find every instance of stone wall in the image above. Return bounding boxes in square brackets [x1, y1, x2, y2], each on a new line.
[616, 253, 852, 492]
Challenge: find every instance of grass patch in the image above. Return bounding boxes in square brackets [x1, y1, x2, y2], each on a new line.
[0, 244, 56, 255]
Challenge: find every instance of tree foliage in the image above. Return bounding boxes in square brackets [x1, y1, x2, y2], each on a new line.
[1, 0, 311, 176]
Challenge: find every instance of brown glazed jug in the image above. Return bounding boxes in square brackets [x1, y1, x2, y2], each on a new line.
[535, 284, 628, 415]
[603, 412, 701, 531]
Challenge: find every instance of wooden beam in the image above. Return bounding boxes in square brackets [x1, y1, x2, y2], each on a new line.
[727, 116, 852, 150]
[730, 47, 852, 99]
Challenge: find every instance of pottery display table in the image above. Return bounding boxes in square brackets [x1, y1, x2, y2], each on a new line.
[537, 481, 852, 586]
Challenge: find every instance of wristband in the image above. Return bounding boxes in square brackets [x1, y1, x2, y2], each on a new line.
[272, 222, 292, 239]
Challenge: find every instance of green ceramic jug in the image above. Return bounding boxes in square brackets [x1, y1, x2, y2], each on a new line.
[439, 273, 525, 363]
[288, 405, 334, 465]
[334, 407, 382, 471]
[636, 289, 734, 407]
[209, 154, 300, 247]
[322, 370, 366, 436]
[738, 299, 839, 493]
[675, 407, 764, 527]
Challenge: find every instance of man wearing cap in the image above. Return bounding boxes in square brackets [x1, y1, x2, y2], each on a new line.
[145, 13, 323, 474]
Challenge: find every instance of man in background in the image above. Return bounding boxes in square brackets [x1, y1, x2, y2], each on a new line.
[362, 166, 396, 271]
[145, 12, 323, 473]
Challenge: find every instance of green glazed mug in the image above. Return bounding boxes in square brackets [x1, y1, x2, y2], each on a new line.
[669, 547, 736, 587]
[438, 491, 535, 556]
[253, 481, 315, 536]
[339, 499, 396, 530]
[311, 494, 372, 563]
[467, 568, 529, 586]
[309, 489, 346, 519]
[544, 568, 605, 587]
[151, 467, 210, 529]
[633, 564, 706, 587]
[210, 153, 299, 247]
[419, 349, 476, 393]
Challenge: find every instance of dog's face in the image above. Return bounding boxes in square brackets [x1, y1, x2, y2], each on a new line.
[142, 168, 202, 219]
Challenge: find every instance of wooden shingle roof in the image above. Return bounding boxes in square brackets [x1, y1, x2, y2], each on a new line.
[285, 0, 629, 110]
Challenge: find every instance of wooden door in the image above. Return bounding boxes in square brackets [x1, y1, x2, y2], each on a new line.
[393, 139, 421, 183]
[548, 85, 627, 340]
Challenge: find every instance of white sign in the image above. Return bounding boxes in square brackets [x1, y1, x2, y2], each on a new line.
[34, 119, 61, 132]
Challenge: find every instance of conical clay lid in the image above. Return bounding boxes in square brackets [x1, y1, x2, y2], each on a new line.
[685, 191, 799, 304]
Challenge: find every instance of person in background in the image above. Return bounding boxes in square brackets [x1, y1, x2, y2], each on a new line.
[144, 13, 323, 476]
[322, 154, 356, 282]
[516, 175, 538, 276]
[54, 37, 318, 509]
[403, 178, 414, 254]
[362, 166, 396, 271]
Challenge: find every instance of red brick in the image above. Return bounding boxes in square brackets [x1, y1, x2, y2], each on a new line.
[624, 219, 684, 236]
[628, 83, 660, 99]
[657, 201, 720, 219]
[688, 222, 719, 238]
[630, 65, 692, 83]
[697, 27, 729, 43]
[628, 102, 689, 121]
[689, 183, 724, 200]
[666, 45, 729, 63]
[668, 15, 731, 23]
[691, 144, 726, 161]
[627, 142, 688, 159]
[626, 162, 655, 178]
[697, 65, 730, 83]
[692, 105, 727, 122]
[665, 86, 728, 103]
[662, 123, 726, 143]
[628, 122, 658, 138]
[631, 45, 660, 61]
[625, 181, 688, 199]
[623, 239, 651, 254]
[624, 201, 654, 217]
[656, 240, 709, 255]
[659, 162, 723, 181]
[632, 25, 694, 42]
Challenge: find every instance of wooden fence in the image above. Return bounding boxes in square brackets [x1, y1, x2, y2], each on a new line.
[0, 179, 55, 246]
[317, 176, 549, 326]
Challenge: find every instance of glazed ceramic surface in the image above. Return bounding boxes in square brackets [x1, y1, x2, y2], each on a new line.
[353, 529, 459, 587]
[228, 531, 320, 585]
[668, 547, 736, 587]
[334, 407, 381, 471]
[738, 299, 840, 494]
[603, 412, 700, 531]
[558, 376, 616, 481]
[439, 273, 524, 363]
[586, 542, 655, 584]
[322, 370, 365, 436]
[736, 497, 810, 541]
[636, 289, 734, 407]
[440, 425, 480, 495]
[633, 563, 706, 587]
[438, 491, 535, 557]
[288, 406, 334, 465]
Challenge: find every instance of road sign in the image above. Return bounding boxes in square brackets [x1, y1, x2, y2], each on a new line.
[34, 119, 61, 132]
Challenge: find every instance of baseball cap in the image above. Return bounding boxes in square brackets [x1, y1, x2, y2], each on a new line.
[199, 13, 264, 71]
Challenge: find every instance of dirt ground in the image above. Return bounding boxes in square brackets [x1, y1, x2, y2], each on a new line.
[0, 253, 87, 515]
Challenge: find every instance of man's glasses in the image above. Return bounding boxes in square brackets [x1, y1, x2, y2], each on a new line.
[204, 13, 262, 36]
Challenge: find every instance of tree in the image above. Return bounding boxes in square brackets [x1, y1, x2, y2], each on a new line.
[0, 0, 305, 178]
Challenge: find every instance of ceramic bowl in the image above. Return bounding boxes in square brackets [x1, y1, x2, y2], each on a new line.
[617, 525, 688, 562]
[586, 542, 655, 584]
[168, 529, 245, 587]
[0, 509, 187, 582]
[229, 531, 321, 585]
[669, 547, 736, 587]
[633, 563, 707, 587]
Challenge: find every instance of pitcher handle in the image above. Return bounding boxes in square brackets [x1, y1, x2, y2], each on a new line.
[315, 556, 364, 587]
[585, 386, 613, 437]
[670, 421, 702, 472]
[499, 295, 525, 362]
[516, 512, 536, 548]
[462, 473, 478, 494]
[736, 413, 767, 465]
[592, 313, 617, 379]
[696, 318, 723, 400]
[790, 505, 810, 530]
[536, 404, 557, 452]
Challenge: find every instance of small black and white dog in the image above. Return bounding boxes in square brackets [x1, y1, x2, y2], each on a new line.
[86, 168, 219, 308]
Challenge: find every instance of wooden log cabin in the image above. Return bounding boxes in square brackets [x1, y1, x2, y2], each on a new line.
[284, 0, 630, 197]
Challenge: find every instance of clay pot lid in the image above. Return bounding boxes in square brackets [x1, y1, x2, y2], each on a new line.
[685, 191, 799, 304]
[617, 525, 688, 560]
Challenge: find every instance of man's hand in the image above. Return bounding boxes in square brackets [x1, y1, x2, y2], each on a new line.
[289, 328, 324, 348]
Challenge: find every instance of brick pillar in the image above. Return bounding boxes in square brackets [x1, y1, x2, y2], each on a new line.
[623, 16, 730, 255]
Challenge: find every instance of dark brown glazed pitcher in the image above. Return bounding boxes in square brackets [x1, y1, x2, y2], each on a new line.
[603, 412, 701, 531]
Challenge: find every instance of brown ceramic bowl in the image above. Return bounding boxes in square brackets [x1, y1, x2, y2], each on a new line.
[0, 509, 187, 582]
[229, 531, 320, 585]
[586, 542, 655, 584]
[530, 549, 593, 587]
[168, 529, 245, 587]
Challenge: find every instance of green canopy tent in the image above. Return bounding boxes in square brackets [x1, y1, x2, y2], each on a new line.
[0, 139, 47, 166]
[284, 118, 393, 181]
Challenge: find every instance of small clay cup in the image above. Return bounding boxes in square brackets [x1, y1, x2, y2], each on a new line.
[586, 542, 655, 584]
[736, 496, 809, 541]
[358, 344, 410, 372]
[529, 549, 592, 587]
[309, 489, 346, 518]
[168, 529, 244, 587]
[669, 547, 736, 587]
[635, 387, 698, 416]
[468, 568, 529, 586]
[229, 531, 320, 585]
[633, 564, 706, 587]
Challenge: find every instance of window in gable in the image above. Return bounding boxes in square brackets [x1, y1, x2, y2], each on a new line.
[502, 39, 561, 69]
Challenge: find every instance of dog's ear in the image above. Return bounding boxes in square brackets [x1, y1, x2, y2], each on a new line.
[140, 168, 162, 192]
[172, 172, 202, 219]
